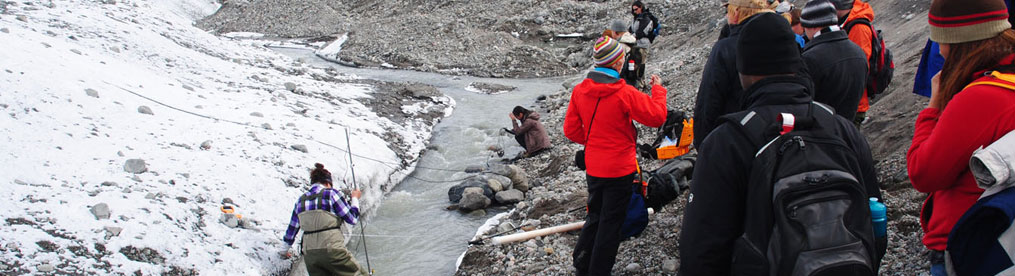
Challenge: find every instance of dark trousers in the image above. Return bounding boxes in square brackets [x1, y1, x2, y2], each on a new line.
[573, 173, 635, 276]
[514, 133, 527, 151]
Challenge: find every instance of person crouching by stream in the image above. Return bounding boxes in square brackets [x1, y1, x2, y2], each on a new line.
[507, 106, 551, 158]
[563, 36, 668, 276]
[281, 163, 367, 276]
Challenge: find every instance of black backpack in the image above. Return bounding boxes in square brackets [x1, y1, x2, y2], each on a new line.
[637, 110, 688, 160]
[845, 18, 895, 101]
[722, 102, 878, 276]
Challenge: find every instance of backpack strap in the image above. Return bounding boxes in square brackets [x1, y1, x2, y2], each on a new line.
[964, 71, 1015, 91]
[718, 110, 773, 149]
[843, 18, 872, 33]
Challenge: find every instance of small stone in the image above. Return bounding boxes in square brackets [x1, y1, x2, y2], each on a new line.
[290, 144, 308, 153]
[523, 240, 538, 248]
[544, 247, 554, 255]
[662, 259, 678, 272]
[497, 221, 515, 233]
[249, 112, 263, 117]
[261, 123, 272, 130]
[537, 95, 548, 101]
[0, 28, 8, 34]
[467, 209, 486, 216]
[16, 15, 27, 22]
[221, 214, 240, 228]
[91, 203, 111, 220]
[286, 123, 296, 127]
[137, 106, 153, 115]
[145, 193, 156, 199]
[123, 159, 147, 174]
[85, 88, 99, 98]
[181, 84, 194, 91]
[104, 226, 123, 237]
[70, 49, 82, 55]
[625, 263, 642, 272]
[222, 198, 236, 206]
[110, 46, 120, 53]
[459, 192, 491, 211]
[117, 151, 125, 157]
[522, 219, 541, 228]
[37, 264, 55, 272]
[284, 82, 297, 92]
[488, 178, 504, 192]
[200, 140, 212, 150]
[100, 181, 117, 187]
[464, 165, 484, 173]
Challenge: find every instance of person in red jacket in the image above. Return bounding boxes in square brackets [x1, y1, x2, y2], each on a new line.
[907, 0, 1015, 275]
[563, 35, 667, 276]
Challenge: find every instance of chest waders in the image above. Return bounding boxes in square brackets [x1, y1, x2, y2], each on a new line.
[297, 193, 367, 276]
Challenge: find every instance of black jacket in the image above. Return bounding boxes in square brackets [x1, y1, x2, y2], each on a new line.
[802, 30, 868, 121]
[692, 22, 745, 148]
[630, 10, 659, 44]
[678, 75, 882, 275]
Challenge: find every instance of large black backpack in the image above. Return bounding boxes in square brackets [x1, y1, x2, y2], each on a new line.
[845, 18, 895, 101]
[722, 102, 877, 276]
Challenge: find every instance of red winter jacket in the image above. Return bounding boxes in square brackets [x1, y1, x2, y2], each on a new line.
[907, 55, 1015, 251]
[564, 69, 668, 178]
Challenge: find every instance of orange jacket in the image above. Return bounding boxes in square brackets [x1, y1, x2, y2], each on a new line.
[844, 1, 875, 113]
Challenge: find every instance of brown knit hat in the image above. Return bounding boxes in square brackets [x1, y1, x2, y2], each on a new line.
[929, 0, 1011, 44]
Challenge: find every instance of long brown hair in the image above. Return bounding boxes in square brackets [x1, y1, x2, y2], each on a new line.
[938, 29, 1015, 110]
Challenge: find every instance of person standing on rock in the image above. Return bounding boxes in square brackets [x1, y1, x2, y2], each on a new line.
[679, 13, 882, 275]
[692, 0, 774, 148]
[281, 163, 367, 276]
[906, 0, 1015, 274]
[508, 106, 551, 158]
[628, 1, 659, 90]
[800, 0, 868, 121]
[563, 36, 668, 276]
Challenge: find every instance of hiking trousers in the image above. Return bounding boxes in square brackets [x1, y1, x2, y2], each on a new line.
[573, 173, 635, 276]
[304, 247, 368, 276]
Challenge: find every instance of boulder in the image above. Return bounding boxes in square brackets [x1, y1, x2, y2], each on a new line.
[508, 165, 529, 192]
[91, 203, 111, 220]
[85, 88, 99, 98]
[486, 174, 513, 191]
[447, 177, 494, 203]
[123, 159, 147, 174]
[459, 192, 491, 211]
[284, 82, 297, 92]
[495, 189, 525, 204]
[220, 213, 240, 228]
[104, 226, 123, 237]
[200, 140, 212, 150]
[487, 164, 513, 177]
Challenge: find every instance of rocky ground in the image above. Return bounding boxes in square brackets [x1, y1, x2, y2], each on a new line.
[198, 0, 938, 275]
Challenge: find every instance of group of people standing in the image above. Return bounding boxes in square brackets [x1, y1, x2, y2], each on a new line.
[563, 0, 1015, 276]
[274, 0, 1015, 275]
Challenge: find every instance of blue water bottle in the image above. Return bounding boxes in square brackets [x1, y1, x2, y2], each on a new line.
[869, 197, 887, 238]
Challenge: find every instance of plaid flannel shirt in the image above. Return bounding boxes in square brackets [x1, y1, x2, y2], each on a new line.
[282, 184, 360, 245]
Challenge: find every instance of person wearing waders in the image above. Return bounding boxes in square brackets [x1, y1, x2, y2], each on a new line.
[564, 35, 668, 276]
[282, 163, 367, 276]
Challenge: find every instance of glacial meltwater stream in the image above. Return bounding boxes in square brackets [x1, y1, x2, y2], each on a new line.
[275, 48, 570, 275]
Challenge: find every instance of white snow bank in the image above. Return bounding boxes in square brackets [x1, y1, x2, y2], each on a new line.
[0, 0, 444, 275]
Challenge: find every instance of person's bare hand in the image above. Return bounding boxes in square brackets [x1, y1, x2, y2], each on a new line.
[509, 113, 517, 120]
[351, 189, 362, 199]
[928, 72, 943, 109]
[650, 75, 662, 87]
[280, 250, 292, 259]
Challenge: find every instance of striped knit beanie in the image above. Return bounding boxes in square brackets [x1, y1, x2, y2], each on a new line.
[800, 0, 838, 28]
[930, 0, 1011, 44]
[593, 36, 626, 67]
[832, 0, 854, 11]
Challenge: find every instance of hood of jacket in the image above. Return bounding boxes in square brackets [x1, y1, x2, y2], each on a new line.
[844, 1, 874, 25]
[524, 112, 541, 121]
[576, 69, 626, 98]
[743, 75, 814, 109]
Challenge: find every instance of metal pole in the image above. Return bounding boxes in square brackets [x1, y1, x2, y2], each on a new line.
[345, 128, 373, 275]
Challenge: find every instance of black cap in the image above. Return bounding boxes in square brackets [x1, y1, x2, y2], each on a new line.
[834, 0, 854, 10]
[736, 12, 804, 76]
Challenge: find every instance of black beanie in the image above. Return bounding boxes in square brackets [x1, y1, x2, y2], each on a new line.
[736, 12, 804, 76]
[834, 0, 854, 10]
